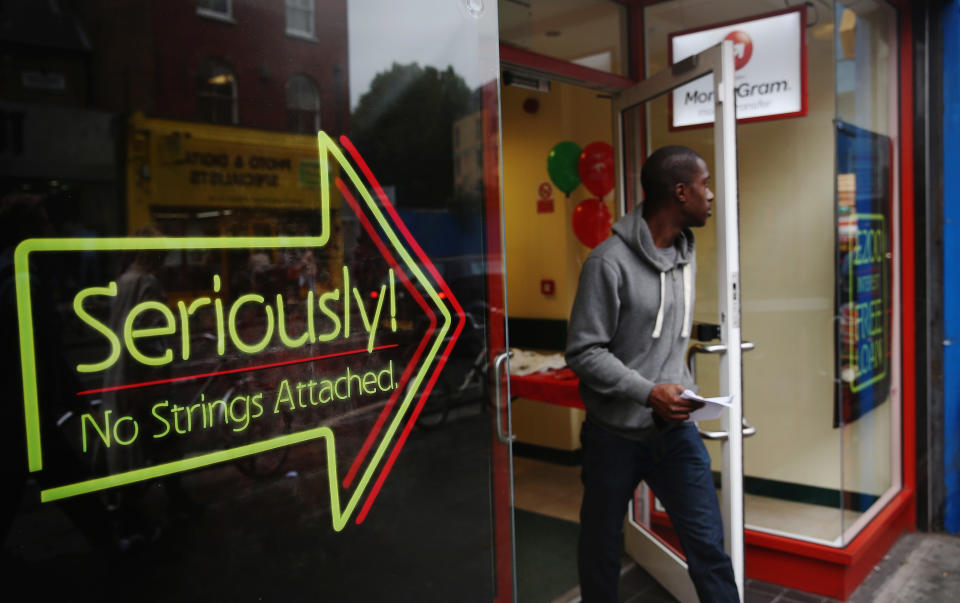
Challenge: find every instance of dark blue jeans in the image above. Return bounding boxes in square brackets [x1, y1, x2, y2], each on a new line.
[578, 419, 739, 603]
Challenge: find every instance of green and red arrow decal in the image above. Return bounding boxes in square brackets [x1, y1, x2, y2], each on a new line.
[13, 131, 466, 530]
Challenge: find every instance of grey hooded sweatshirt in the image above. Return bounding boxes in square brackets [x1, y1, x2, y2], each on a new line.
[565, 207, 696, 441]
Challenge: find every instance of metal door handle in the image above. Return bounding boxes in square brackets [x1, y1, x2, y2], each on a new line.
[697, 417, 757, 441]
[686, 341, 755, 374]
[686, 341, 757, 440]
[493, 351, 514, 445]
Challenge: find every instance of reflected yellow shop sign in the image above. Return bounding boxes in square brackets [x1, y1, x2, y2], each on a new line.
[15, 132, 464, 531]
[126, 114, 333, 228]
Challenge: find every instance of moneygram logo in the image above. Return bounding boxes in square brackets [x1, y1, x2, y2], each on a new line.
[724, 30, 753, 70]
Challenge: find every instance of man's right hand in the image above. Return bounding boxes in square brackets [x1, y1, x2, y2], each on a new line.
[648, 383, 703, 423]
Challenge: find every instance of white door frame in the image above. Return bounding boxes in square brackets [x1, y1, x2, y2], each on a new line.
[610, 40, 745, 602]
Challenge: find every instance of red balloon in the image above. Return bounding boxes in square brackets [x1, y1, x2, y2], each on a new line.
[577, 141, 615, 198]
[572, 198, 612, 248]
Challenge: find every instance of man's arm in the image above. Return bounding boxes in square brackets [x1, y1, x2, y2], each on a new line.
[565, 257, 702, 422]
[565, 256, 656, 405]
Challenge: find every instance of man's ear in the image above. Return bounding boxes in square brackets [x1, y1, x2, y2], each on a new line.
[674, 181, 687, 204]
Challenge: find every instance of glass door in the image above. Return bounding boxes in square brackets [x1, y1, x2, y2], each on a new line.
[640, 1, 903, 558]
[1, 1, 517, 601]
[612, 41, 747, 601]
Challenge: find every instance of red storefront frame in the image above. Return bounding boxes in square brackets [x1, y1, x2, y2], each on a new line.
[498, 0, 917, 598]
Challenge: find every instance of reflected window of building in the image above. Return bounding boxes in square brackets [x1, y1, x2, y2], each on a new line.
[198, 60, 237, 125]
[286, 74, 321, 133]
[286, 0, 316, 38]
[197, 0, 232, 21]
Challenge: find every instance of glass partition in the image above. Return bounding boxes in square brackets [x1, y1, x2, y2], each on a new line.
[643, 0, 900, 547]
[0, 1, 511, 600]
[834, 0, 900, 541]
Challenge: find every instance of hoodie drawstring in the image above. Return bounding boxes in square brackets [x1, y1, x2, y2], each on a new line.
[652, 272, 666, 338]
[652, 264, 692, 339]
[682, 263, 692, 338]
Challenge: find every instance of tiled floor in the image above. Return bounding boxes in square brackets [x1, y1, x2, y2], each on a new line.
[513, 455, 850, 602]
[516, 451, 960, 602]
[847, 532, 960, 602]
[546, 561, 842, 603]
[743, 494, 863, 546]
[514, 456, 863, 546]
[513, 457, 582, 522]
[741, 578, 839, 603]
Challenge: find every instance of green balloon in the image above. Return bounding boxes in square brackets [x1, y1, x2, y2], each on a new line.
[547, 141, 582, 196]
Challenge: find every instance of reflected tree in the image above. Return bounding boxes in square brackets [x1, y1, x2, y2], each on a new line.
[350, 63, 470, 210]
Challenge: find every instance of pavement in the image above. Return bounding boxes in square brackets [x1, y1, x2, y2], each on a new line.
[742, 531, 960, 603]
[848, 532, 960, 602]
[549, 531, 960, 603]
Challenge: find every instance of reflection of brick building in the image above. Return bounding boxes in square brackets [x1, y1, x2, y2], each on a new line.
[1, 1, 350, 238]
[86, 0, 349, 135]
[0, 0, 90, 109]
[0, 0, 119, 236]
[1, 1, 351, 289]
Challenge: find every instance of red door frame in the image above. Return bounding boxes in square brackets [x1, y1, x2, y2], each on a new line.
[482, 79, 516, 602]
[497, 0, 917, 598]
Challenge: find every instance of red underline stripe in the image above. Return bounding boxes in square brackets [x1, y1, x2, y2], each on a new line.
[76, 344, 400, 396]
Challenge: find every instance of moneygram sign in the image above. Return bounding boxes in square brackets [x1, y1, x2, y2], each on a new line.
[14, 132, 465, 531]
[669, 7, 807, 129]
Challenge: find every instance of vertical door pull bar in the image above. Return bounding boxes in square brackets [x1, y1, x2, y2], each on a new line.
[493, 351, 515, 445]
[685, 342, 757, 440]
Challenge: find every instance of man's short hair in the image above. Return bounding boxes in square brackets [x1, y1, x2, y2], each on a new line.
[640, 145, 703, 211]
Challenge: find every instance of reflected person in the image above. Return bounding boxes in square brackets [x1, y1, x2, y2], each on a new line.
[101, 226, 200, 539]
[101, 225, 168, 475]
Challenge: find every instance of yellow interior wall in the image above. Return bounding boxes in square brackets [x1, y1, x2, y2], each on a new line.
[511, 399, 586, 451]
[501, 79, 612, 450]
[501, 80, 613, 320]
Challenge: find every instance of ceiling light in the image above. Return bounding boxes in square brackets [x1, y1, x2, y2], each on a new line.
[208, 73, 234, 85]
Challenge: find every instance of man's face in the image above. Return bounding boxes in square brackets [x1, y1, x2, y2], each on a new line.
[679, 158, 714, 227]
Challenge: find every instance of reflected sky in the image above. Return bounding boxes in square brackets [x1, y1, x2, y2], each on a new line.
[347, 0, 497, 107]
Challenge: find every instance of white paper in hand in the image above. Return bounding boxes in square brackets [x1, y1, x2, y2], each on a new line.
[681, 389, 734, 422]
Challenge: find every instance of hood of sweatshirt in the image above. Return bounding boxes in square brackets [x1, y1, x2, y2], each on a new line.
[611, 207, 694, 272]
[611, 208, 695, 340]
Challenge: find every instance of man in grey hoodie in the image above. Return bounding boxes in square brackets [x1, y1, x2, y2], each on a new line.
[566, 145, 738, 602]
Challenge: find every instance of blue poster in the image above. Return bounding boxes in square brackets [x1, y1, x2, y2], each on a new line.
[835, 121, 892, 426]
